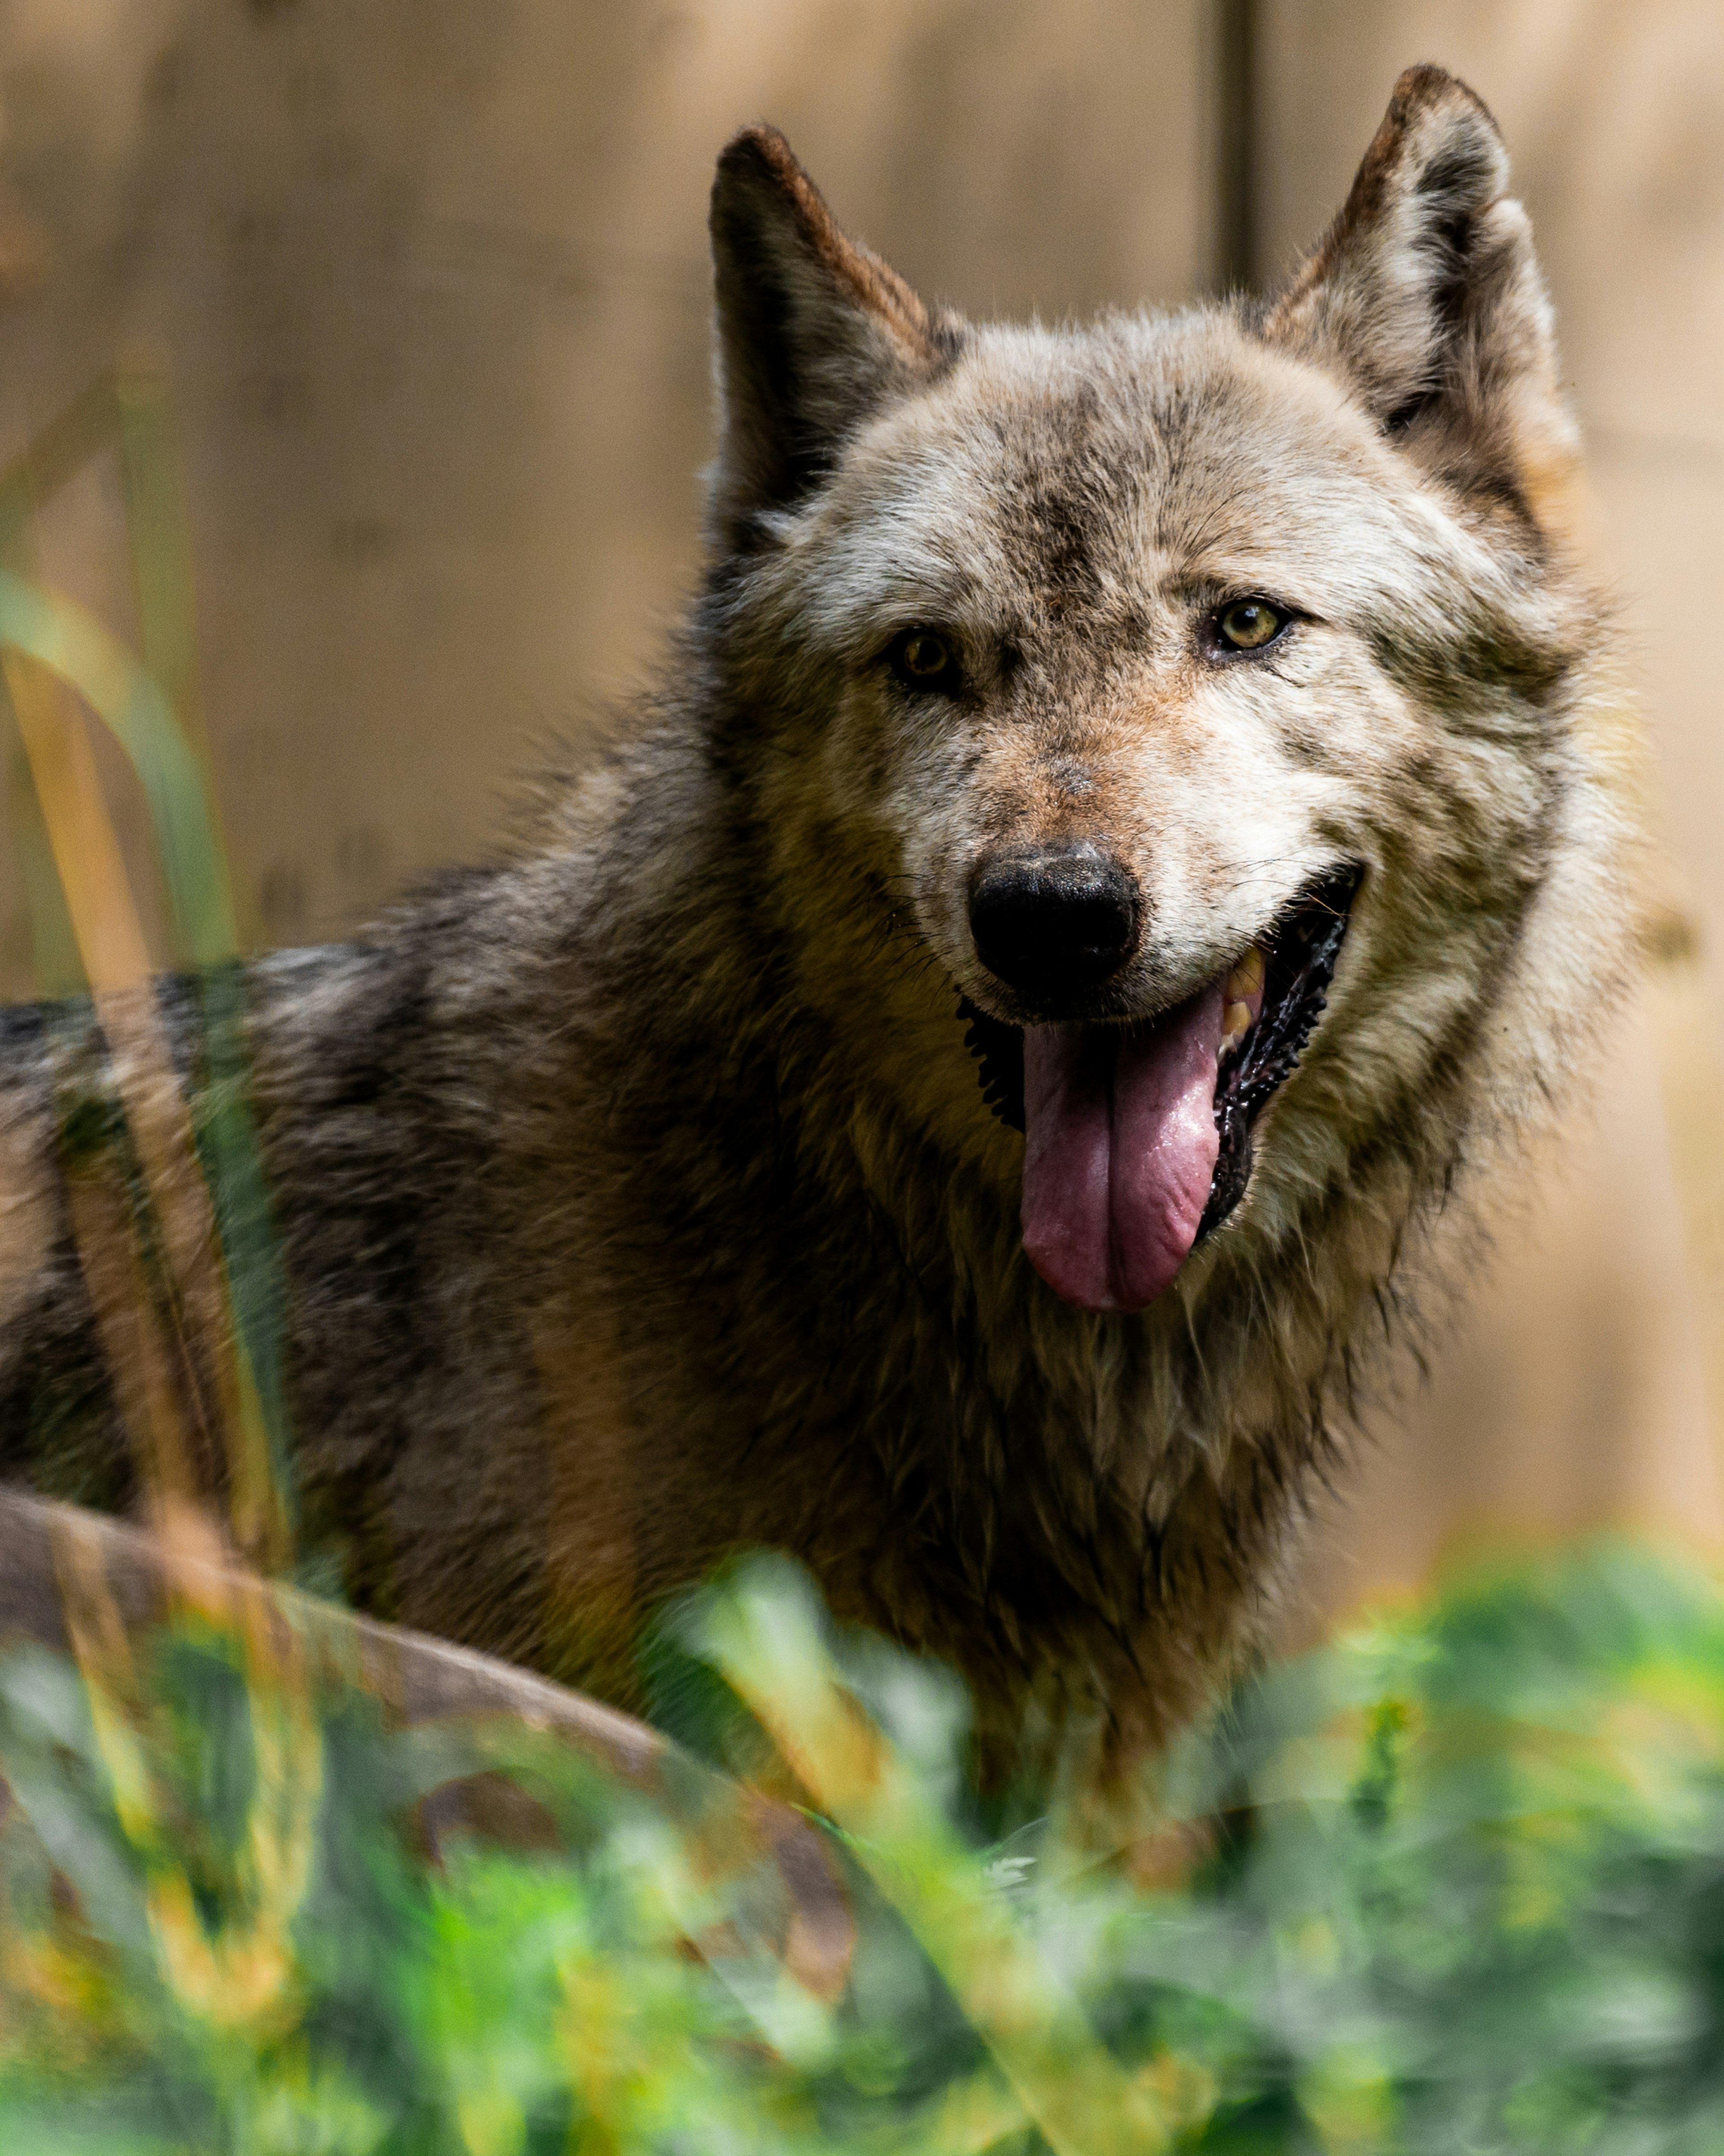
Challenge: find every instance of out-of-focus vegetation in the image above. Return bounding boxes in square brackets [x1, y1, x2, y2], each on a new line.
[5, 1543, 1724, 2155]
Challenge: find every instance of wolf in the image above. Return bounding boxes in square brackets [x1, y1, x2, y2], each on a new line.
[0, 66, 1631, 1764]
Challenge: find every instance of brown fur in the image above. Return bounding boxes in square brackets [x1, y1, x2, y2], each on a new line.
[0, 70, 1634, 1774]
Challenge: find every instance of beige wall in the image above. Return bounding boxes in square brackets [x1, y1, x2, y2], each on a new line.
[1, 1, 1720, 1623]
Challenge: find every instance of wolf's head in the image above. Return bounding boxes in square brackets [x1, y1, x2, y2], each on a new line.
[699, 67, 1625, 1322]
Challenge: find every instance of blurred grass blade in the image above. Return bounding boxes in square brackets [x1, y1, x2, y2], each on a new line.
[3, 644, 154, 996]
[699, 1560, 1177, 2156]
[0, 569, 234, 966]
[3, 708, 84, 992]
[0, 565, 294, 1560]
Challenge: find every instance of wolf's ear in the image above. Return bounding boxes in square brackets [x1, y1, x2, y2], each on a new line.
[707, 125, 955, 552]
[1264, 66, 1575, 515]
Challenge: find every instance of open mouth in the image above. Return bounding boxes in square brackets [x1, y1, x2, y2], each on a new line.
[958, 864, 1361, 1312]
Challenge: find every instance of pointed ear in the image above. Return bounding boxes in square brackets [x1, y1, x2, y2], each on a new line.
[707, 125, 959, 552]
[1264, 66, 1577, 520]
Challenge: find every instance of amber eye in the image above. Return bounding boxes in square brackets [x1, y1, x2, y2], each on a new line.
[1215, 598, 1288, 653]
[889, 627, 961, 693]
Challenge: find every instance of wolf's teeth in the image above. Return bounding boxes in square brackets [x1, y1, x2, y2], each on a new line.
[1218, 945, 1265, 1061]
[1223, 947, 1265, 1005]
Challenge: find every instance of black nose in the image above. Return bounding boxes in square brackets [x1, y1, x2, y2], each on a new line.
[968, 846, 1141, 1005]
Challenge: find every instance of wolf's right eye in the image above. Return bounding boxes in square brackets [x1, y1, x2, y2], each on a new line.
[888, 627, 963, 695]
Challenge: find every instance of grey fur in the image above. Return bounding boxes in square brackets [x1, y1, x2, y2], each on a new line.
[0, 69, 1633, 1767]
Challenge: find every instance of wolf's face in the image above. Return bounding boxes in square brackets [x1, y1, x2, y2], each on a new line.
[704, 73, 1612, 1317]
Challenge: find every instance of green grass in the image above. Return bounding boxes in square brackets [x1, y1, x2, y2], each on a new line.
[6, 1543, 1724, 2154]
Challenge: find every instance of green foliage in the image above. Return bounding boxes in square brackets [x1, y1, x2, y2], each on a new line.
[6, 1543, 1724, 2153]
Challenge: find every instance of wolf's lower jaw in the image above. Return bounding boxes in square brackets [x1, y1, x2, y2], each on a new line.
[958, 863, 1362, 1309]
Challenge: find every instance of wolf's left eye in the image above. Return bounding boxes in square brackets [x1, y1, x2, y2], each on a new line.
[1214, 599, 1288, 653]
[888, 627, 963, 695]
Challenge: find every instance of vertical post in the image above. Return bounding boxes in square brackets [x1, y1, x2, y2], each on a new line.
[1212, 0, 1258, 295]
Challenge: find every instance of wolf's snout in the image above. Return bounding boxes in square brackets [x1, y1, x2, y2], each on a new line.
[968, 846, 1141, 1006]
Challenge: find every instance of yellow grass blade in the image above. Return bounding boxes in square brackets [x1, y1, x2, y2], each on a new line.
[702, 1572, 1186, 2156]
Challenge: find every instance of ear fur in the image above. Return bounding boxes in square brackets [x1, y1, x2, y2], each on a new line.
[708, 125, 959, 552]
[1265, 65, 1577, 522]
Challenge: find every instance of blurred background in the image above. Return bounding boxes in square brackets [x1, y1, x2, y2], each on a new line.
[0, 0, 1719, 1636]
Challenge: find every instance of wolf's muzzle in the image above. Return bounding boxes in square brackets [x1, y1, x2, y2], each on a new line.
[968, 845, 1141, 1010]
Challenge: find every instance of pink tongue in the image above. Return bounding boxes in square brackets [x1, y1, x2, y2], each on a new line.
[1020, 983, 1225, 1313]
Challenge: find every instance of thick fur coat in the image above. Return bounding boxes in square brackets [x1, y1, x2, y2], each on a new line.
[0, 69, 1632, 1762]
